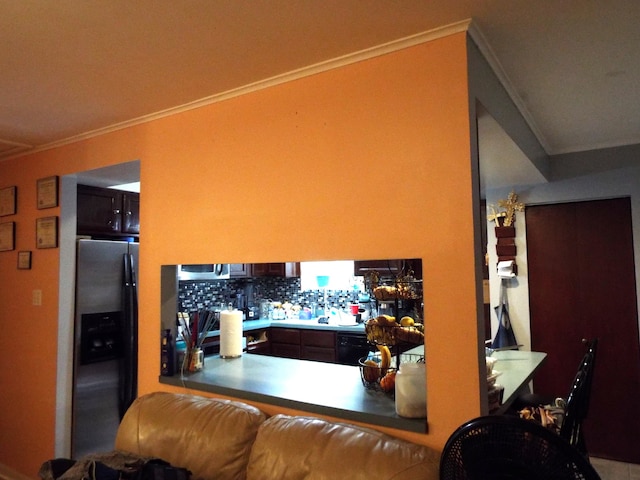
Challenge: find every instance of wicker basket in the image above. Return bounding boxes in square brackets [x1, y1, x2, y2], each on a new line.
[358, 356, 396, 392]
[365, 321, 399, 345]
[365, 320, 424, 346]
[372, 283, 419, 300]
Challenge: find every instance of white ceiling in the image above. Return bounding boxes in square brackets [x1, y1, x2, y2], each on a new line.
[2, 1, 639, 180]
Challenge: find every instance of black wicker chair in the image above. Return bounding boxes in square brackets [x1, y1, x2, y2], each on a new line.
[559, 338, 597, 457]
[439, 415, 601, 480]
[512, 338, 598, 458]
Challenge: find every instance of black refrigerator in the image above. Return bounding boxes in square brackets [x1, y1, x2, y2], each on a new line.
[72, 239, 138, 458]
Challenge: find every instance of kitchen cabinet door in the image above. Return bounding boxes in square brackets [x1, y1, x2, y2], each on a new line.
[301, 345, 336, 363]
[77, 184, 140, 238]
[300, 329, 336, 348]
[269, 328, 300, 345]
[269, 328, 338, 362]
[122, 193, 140, 234]
[230, 263, 251, 278]
[77, 185, 122, 235]
[271, 343, 301, 359]
[269, 328, 302, 359]
[251, 262, 300, 277]
[300, 330, 336, 363]
[250, 263, 271, 276]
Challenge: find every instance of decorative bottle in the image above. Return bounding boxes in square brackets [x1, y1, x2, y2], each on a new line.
[160, 329, 175, 376]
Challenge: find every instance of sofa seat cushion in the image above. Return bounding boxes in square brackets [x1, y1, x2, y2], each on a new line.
[115, 392, 267, 480]
[246, 414, 440, 480]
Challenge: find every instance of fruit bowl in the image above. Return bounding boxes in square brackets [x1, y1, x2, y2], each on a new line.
[358, 356, 396, 393]
[365, 318, 424, 346]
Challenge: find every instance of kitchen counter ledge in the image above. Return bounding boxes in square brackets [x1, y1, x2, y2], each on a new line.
[159, 353, 428, 434]
[203, 317, 367, 337]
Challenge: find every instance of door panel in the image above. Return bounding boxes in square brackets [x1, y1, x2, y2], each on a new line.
[526, 198, 640, 463]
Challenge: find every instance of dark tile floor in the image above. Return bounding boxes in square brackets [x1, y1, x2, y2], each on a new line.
[591, 458, 640, 480]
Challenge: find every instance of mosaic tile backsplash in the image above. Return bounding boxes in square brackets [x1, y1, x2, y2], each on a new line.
[178, 277, 362, 313]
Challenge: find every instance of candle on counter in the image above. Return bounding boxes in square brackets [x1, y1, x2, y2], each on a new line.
[219, 309, 243, 358]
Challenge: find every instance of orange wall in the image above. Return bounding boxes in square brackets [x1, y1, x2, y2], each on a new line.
[0, 32, 482, 476]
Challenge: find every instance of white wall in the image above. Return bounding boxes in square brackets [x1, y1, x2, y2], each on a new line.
[486, 164, 640, 349]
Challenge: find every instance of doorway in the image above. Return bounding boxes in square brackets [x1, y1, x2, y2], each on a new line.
[55, 161, 140, 457]
[526, 197, 640, 463]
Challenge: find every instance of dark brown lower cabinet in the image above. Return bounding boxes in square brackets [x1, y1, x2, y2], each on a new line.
[301, 330, 336, 363]
[268, 328, 337, 363]
[269, 328, 302, 359]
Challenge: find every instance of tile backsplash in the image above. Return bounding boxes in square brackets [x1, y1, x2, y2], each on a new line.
[178, 276, 361, 313]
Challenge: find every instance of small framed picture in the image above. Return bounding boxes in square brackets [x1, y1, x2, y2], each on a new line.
[18, 251, 32, 270]
[0, 221, 16, 251]
[36, 216, 58, 249]
[37, 176, 59, 209]
[0, 186, 17, 216]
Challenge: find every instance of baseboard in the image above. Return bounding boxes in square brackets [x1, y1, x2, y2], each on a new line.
[0, 463, 34, 480]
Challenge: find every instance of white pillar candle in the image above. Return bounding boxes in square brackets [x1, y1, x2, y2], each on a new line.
[219, 309, 243, 358]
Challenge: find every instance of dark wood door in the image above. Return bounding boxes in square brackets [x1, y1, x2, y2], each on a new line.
[526, 197, 640, 463]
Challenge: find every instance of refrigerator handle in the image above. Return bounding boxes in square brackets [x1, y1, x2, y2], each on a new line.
[119, 253, 138, 419]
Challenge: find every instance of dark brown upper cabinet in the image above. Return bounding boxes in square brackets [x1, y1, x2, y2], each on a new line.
[77, 184, 140, 238]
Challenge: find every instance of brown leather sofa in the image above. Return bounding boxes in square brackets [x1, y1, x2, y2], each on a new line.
[115, 391, 440, 480]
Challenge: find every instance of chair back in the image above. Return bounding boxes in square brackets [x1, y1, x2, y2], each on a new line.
[559, 338, 598, 456]
[440, 415, 601, 480]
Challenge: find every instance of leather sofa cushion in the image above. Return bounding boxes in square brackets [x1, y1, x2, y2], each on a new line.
[115, 392, 266, 480]
[246, 414, 440, 480]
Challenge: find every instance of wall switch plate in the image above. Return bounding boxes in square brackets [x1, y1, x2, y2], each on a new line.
[32, 289, 42, 306]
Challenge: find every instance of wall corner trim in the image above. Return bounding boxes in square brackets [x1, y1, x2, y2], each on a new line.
[467, 21, 550, 154]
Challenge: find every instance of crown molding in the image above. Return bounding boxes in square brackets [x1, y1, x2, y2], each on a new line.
[4, 20, 472, 161]
[0, 138, 32, 160]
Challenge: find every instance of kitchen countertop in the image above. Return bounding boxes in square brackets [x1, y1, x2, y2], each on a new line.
[490, 349, 547, 413]
[206, 317, 367, 337]
[160, 351, 428, 434]
[159, 339, 546, 434]
[403, 346, 547, 413]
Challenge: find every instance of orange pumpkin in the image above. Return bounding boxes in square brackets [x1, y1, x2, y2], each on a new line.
[379, 371, 396, 393]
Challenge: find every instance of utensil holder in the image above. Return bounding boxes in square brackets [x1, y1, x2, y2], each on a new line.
[188, 347, 204, 372]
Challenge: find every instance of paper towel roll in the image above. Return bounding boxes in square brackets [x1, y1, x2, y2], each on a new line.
[219, 309, 243, 358]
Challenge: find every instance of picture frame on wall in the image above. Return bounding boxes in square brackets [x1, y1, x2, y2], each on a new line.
[18, 251, 32, 270]
[0, 221, 16, 251]
[0, 186, 17, 216]
[37, 176, 59, 209]
[36, 216, 58, 249]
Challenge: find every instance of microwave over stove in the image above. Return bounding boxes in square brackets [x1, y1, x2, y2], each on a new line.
[178, 264, 230, 281]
